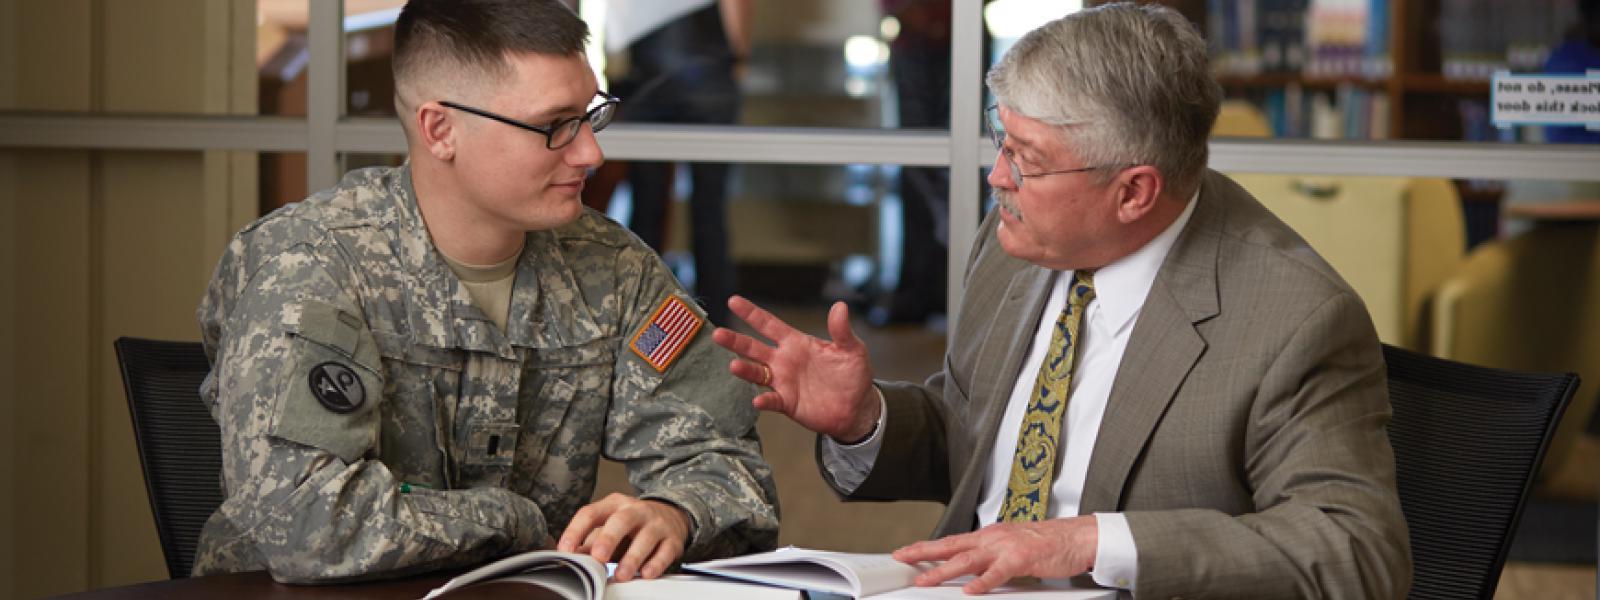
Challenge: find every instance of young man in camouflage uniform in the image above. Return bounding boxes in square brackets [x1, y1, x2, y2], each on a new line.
[193, 0, 778, 584]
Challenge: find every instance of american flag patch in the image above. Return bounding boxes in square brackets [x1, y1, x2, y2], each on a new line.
[629, 296, 704, 373]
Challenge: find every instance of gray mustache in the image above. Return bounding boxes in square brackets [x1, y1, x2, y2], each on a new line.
[994, 191, 1023, 223]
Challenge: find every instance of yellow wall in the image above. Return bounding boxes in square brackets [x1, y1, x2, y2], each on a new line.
[0, 0, 16, 593]
[1, 1, 258, 596]
[10, 150, 97, 597]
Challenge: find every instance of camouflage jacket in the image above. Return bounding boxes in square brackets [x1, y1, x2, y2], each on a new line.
[192, 164, 778, 583]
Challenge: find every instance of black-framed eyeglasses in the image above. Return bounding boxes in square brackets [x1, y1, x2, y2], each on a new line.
[441, 91, 620, 150]
[985, 104, 1130, 189]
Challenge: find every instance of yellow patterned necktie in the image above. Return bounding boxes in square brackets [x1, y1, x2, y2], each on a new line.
[1000, 270, 1095, 523]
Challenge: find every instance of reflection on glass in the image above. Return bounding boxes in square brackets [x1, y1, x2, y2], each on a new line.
[330, 1, 953, 129]
[582, 161, 949, 325]
[257, 1, 313, 116]
[1198, 0, 1591, 144]
[1540, 0, 1600, 144]
[971, 0, 1598, 145]
[343, 1, 407, 116]
[262, 0, 398, 116]
[590, 1, 948, 128]
[983, 0, 1082, 51]
[260, 152, 312, 215]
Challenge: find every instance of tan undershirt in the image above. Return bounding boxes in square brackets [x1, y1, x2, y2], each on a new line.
[440, 249, 520, 332]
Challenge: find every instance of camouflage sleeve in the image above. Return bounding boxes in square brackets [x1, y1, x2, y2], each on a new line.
[602, 249, 780, 562]
[199, 238, 548, 583]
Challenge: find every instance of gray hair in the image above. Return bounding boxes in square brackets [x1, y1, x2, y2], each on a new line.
[986, 2, 1220, 194]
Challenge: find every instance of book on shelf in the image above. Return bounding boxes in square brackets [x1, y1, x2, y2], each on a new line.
[1210, 0, 1390, 79]
[682, 547, 1117, 599]
[420, 550, 801, 600]
[1439, 0, 1574, 79]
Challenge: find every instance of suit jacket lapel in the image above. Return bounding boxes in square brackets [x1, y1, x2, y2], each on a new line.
[936, 264, 1053, 536]
[1079, 174, 1226, 514]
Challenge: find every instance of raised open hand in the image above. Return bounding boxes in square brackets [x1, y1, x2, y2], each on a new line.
[711, 295, 880, 442]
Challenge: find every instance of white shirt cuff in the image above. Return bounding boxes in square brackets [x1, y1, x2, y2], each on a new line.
[1089, 512, 1138, 591]
[816, 387, 888, 493]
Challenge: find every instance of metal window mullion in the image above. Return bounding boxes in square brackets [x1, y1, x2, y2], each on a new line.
[975, 139, 1600, 182]
[307, 0, 344, 193]
[0, 114, 307, 151]
[1207, 140, 1600, 181]
[2, 111, 1595, 182]
[947, 0, 986, 334]
[334, 119, 952, 165]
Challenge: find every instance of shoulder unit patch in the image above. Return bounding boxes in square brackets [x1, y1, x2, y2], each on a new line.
[629, 295, 704, 373]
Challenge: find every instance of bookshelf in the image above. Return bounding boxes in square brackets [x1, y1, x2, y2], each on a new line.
[1158, 0, 1584, 142]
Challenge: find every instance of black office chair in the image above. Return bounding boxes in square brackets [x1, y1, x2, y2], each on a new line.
[1382, 344, 1580, 600]
[113, 337, 224, 580]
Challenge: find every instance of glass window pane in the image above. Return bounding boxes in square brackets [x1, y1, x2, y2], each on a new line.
[1202, 0, 1594, 144]
[974, 1, 1600, 146]
[260, 150, 313, 214]
[2, 1, 306, 116]
[591, 1, 952, 129]
[587, 161, 952, 328]
[258, 0, 311, 116]
[341, 1, 953, 130]
[343, 0, 405, 117]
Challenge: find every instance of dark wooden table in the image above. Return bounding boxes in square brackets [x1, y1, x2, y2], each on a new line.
[1504, 200, 1600, 222]
[49, 572, 554, 600]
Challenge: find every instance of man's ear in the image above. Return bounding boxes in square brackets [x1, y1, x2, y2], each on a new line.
[1113, 165, 1164, 224]
[416, 102, 457, 161]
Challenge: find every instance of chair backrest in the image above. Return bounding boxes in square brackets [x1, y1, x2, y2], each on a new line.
[1212, 99, 1272, 137]
[1382, 344, 1580, 599]
[113, 337, 224, 580]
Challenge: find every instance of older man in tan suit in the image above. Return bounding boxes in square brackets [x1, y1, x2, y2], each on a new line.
[714, 3, 1410, 598]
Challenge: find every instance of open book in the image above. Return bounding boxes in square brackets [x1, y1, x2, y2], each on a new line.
[684, 547, 1117, 599]
[421, 550, 801, 600]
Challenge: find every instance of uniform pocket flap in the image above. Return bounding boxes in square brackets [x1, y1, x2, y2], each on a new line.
[289, 300, 380, 372]
[273, 313, 381, 463]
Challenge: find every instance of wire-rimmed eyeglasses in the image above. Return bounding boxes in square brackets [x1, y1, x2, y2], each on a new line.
[985, 104, 1131, 189]
[441, 91, 620, 150]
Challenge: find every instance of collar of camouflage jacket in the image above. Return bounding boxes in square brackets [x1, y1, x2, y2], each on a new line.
[386, 163, 607, 358]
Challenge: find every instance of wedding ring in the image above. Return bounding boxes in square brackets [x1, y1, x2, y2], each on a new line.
[758, 364, 772, 387]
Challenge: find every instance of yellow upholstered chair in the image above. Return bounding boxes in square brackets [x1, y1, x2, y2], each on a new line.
[1401, 178, 1469, 351]
[1228, 174, 1465, 350]
[1431, 222, 1600, 481]
[1212, 100, 1272, 138]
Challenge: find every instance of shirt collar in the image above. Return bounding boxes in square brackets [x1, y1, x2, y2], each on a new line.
[1073, 188, 1200, 336]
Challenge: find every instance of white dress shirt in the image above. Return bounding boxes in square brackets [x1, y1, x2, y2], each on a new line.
[821, 192, 1199, 592]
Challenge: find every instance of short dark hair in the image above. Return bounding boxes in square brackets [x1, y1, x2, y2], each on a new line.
[393, 0, 589, 89]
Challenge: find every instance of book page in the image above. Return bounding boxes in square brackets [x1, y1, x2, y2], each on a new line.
[423, 551, 606, 599]
[492, 567, 589, 600]
[685, 547, 929, 597]
[871, 575, 1116, 599]
[605, 574, 803, 600]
